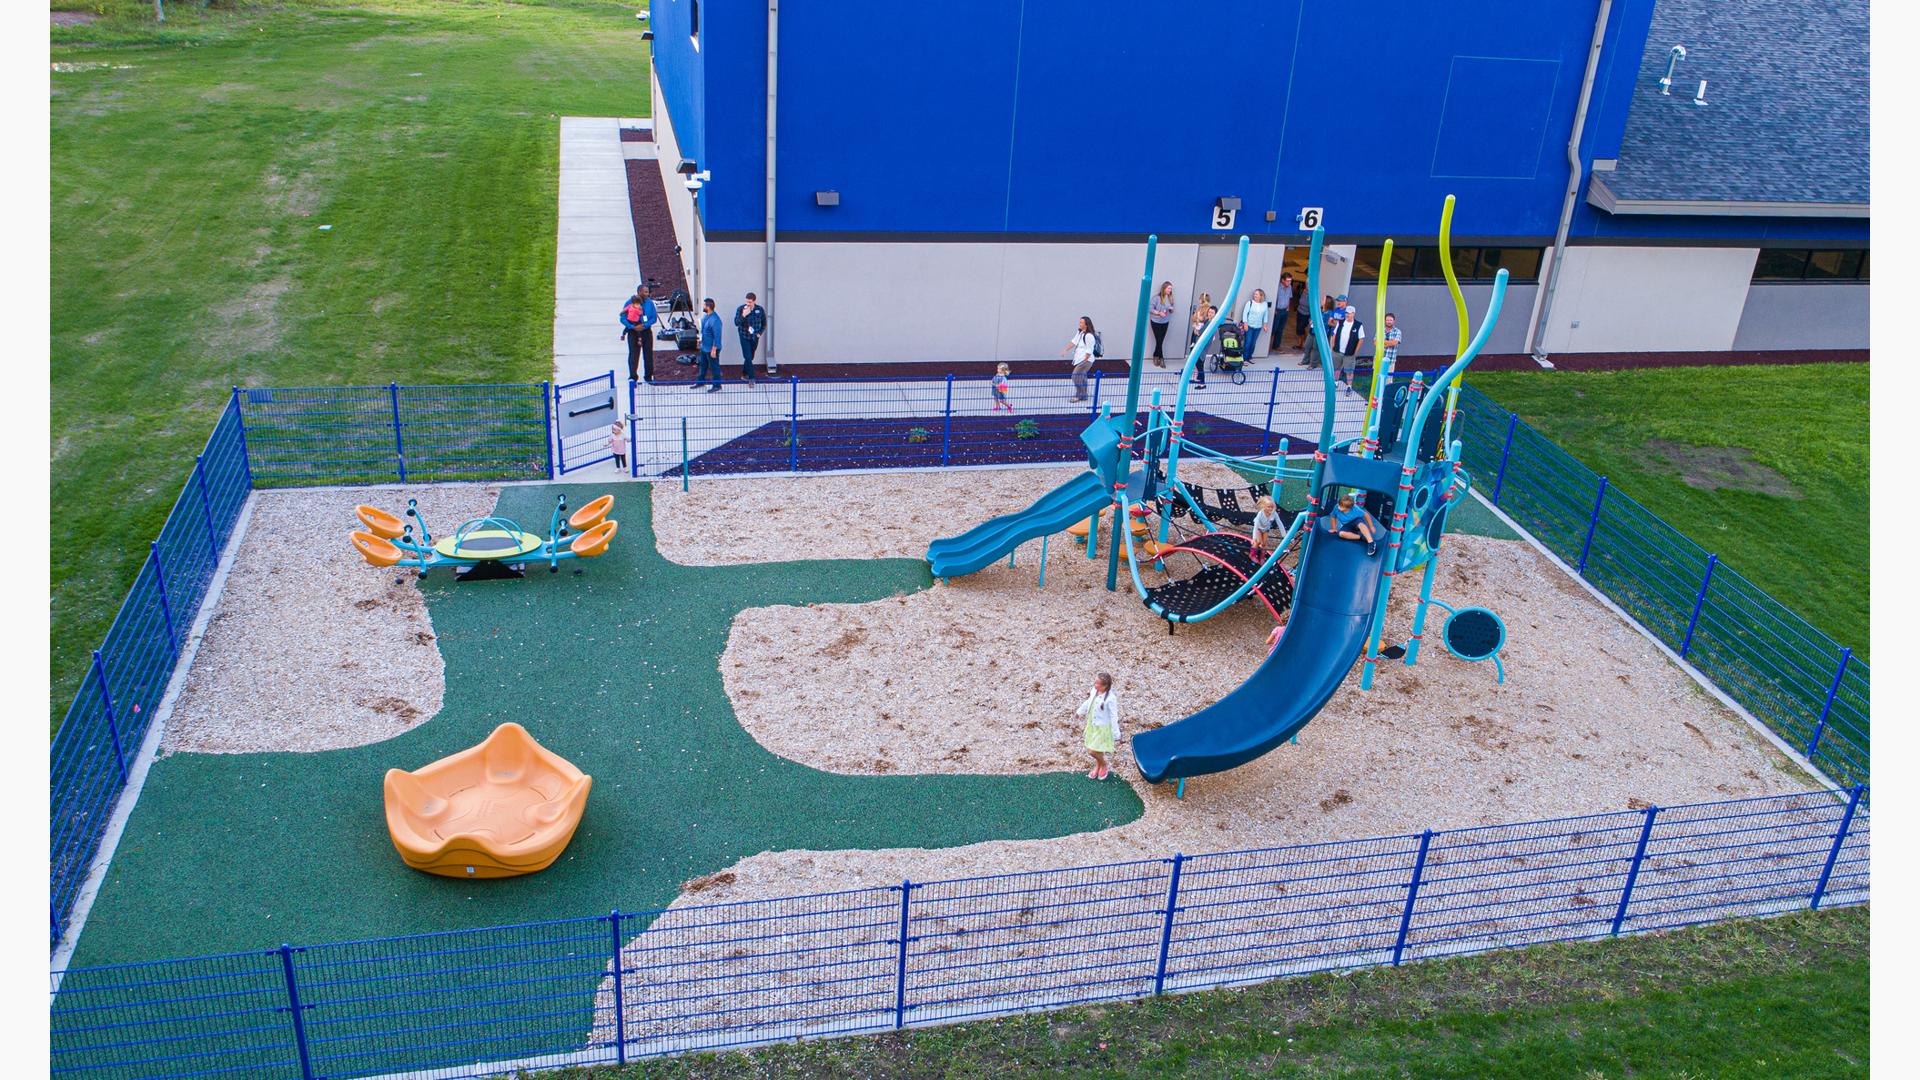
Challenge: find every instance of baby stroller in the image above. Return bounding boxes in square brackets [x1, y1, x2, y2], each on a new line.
[655, 287, 700, 363]
[1208, 323, 1249, 385]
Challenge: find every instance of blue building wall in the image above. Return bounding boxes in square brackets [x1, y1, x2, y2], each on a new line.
[657, 0, 1865, 247]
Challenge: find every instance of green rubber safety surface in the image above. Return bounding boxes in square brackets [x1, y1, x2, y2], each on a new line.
[70, 483, 1143, 967]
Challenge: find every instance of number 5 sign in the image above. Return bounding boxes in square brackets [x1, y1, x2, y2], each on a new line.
[1298, 207, 1324, 230]
[1211, 205, 1237, 230]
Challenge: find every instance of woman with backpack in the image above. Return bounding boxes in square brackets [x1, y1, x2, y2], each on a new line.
[1061, 315, 1100, 403]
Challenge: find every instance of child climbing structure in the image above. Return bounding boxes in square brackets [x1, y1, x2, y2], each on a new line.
[927, 195, 1510, 796]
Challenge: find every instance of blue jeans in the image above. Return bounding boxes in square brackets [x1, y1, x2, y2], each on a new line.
[738, 333, 759, 379]
[695, 353, 722, 387]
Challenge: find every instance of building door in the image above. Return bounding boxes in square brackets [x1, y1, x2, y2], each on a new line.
[1188, 241, 1242, 353]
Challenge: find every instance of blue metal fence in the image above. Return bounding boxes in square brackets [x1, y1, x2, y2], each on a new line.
[50, 397, 252, 949]
[1453, 386, 1868, 789]
[236, 382, 553, 487]
[50, 788, 1867, 1078]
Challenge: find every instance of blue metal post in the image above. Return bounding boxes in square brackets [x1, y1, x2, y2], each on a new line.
[1577, 477, 1608, 575]
[892, 880, 914, 1029]
[541, 381, 555, 479]
[1610, 805, 1658, 935]
[1090, 369, 1104, 417]
[1038, 535, 1049, 588]
[941, 374, 954, 467]
[1150, 853, 1186, 995]
[628, 378, 638, 479]
[789, 376, 801, 473]
[388, 382, 408, 482]
[277, 944, 317, 1080]
[229, 388, 255, 488]
[1259, 367, 1280, 456]
[608, 911, 628, 1064]
[1810, 785, 1865, 910]
[1490, 413, 1518, 505]
[1679, 554, 1718, 658]
[91, 650, 127, 782]
[1805, 648, 1853, 758]
[151, 542, 178, 655]
[193, 455, 219, 556]
[1391, 830, 1433, 966]
[680, 418, 690, 493]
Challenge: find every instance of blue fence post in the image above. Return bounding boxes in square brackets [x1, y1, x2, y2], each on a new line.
[1391, 830, 1433, 966]
[1577, 477, 1608, 575]
[1805, 647, 1853, 759]
[1490, 413, 1518, 506]
[627, 379, 638, 478]
[91, 650, 128, 783]
[151, 542, 178, 655]
[1259, 368, 1280, 457]
[1810, 785, 1865, 910]
[941, 374, 954, 467]
[608, 910, 628, 1065]
[388, 382, 408, 482]
[680, 417, 690, 493]
[229, 387, 255, 489]
[1679, 554, 1718, 658]
[541, 381, 555, 479]
[277, 944, 317, 1080]
[892, 880, 914, 1029]
[193, 455, 219, 556]
[1090, 369, 1104, 417]
[1610, 805, 1659, 936]
[1150, 853, 1185, 995]
[788, 376, 801, 473]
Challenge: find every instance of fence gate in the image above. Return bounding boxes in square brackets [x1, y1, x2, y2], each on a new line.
[554, 372, 617, 474]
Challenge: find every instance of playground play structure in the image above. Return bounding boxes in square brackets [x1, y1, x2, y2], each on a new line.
[931, 197, 1512, 794]
[383, 722, 593, 878]
[351, 493, 619, 580]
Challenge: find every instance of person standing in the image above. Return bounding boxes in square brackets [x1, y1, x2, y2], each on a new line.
[733, 292, 766, 384]
[1329, 306, 1367, 390]
[695, 298, 724, 392]
[1380, 312, 1402, 371]
[1191, 305, 1217, 388]
[1272, 273, 1296, 352]
[1149, 282, 1176, 367]
[1061, 316, 1099, 403]
[1076, 673, 1122, 781]
[1189, 292, 1213, 353]
[619, 286, 658, 383]
[1239, 288, 1272, 362]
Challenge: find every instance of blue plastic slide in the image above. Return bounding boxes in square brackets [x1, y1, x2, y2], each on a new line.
[927, 471, 1112, 579]
[1131, 523, 1386, 784]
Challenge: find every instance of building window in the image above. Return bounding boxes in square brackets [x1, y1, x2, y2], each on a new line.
[1351, 246, 1542, 284]
[1753, 249, 1868, 282]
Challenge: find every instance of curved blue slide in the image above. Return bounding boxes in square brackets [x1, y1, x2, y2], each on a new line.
[1132, 524, 1386, 784]
[927, 471, 1112, 579]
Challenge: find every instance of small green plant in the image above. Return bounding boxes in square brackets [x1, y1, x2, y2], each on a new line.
[1013, 419, 1040, 440]
[907, 427, 932, 444]
[1191, 422, 1214, 436]
[778, 425, 803, 448]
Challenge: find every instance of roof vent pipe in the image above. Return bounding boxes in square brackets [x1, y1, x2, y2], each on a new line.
[1659, 44, 1687, 94]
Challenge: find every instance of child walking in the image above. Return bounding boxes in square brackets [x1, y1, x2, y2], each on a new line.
[608, 419, 627, 470]
[1249, 494, 1282, 558]
[1076, 673, 1122, 780]
[991, 363, 1014, 411]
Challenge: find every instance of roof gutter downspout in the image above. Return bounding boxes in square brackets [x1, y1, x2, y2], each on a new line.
[1528, 0, 1613, 368]
[763, 0, 779, 372]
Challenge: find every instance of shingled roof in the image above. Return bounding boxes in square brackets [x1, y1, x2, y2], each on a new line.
[1589, 0, 1868, 216]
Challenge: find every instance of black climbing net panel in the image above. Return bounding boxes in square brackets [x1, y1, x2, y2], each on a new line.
[1165, 482, 1296, 529]
[1144, 531, 1295, 621]
[1444, 608, 1504, 660]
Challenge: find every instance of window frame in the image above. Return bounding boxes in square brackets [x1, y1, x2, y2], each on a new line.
[1348, 245, 1543, 284]
[1751, 248, 1869, 283]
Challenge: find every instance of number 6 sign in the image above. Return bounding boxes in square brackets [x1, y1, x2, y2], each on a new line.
[1298, 207, 1324, 230]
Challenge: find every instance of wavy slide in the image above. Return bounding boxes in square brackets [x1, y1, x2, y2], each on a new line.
[926, 471, 1112, 579]
[1132, 524, 1386, 784]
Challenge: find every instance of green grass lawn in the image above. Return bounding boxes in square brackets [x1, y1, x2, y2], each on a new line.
[1467, 364, 1868, 656]
[50, 0, 646, 725]
[552, 906, 1868, 1079]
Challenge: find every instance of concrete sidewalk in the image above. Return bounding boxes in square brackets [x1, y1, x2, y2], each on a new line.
[554, 117, 640, 391]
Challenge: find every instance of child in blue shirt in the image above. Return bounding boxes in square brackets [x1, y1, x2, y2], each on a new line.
[1327, 493, 1379, 556]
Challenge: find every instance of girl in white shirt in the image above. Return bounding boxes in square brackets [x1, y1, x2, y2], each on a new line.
[1077, 673, 1122, 780]
[1060, 316, 1099, 402]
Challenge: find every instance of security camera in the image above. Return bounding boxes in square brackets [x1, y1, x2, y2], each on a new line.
[684, 177, 704, 191]
[635, 11, 649, 19]
[640, 30, 653, 40]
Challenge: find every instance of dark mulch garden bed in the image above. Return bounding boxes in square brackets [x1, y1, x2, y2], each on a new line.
[618, 127, 653, 142]
[626, 159, 686, 297]
[665, 410, 1314, 477]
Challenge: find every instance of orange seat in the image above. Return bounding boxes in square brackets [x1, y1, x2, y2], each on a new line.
[382, 723, 592, 879]
[351, 530, 405, 567]
[356, 505, 406, 539]
[567, 494, 614, 531]
[1067, 511, 1151, 540]
[569, 519, 617, 558]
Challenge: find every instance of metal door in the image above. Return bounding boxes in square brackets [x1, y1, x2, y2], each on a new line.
[554, 371, 617, 474]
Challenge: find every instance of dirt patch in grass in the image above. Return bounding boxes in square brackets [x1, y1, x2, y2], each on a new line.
[51, 12, 96, 28]
[1644, 439, 1801, 498]
[206, 273, 291, 355]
